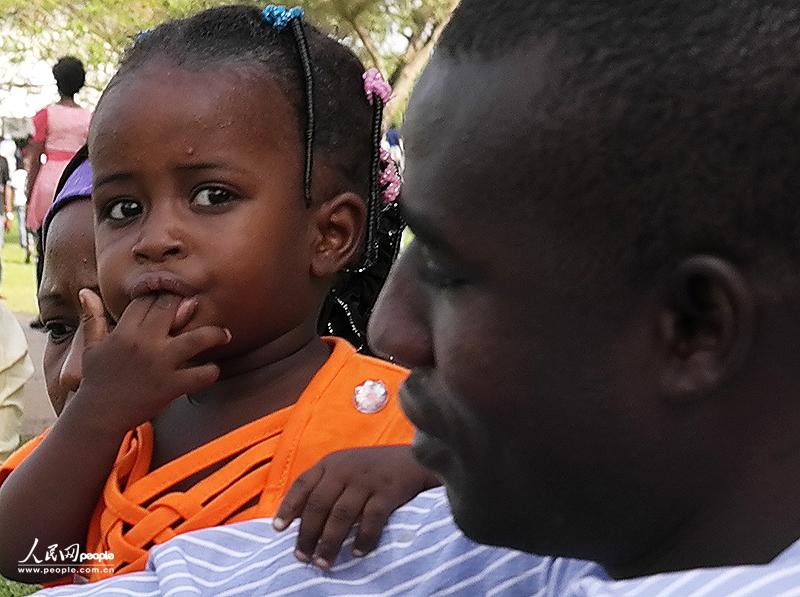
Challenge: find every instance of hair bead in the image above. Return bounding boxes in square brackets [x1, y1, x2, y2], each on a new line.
[262, 5, 315, 207]
[261, 5, 304, 30]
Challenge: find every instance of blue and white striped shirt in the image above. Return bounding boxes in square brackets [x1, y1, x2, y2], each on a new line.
[39, 488, 800, 596]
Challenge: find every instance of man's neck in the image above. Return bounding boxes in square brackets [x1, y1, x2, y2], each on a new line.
[610, 453, 800, 579]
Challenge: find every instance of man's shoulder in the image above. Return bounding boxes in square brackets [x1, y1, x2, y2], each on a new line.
[36, 490, 608, 596]
[140, 488, 598, 596]
[576, 541, 800, 596]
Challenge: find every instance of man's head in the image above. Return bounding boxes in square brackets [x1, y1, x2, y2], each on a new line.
[370, 0, 800, 577]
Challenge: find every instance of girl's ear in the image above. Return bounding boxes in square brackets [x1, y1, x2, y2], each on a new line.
[309, 192, 367, 278]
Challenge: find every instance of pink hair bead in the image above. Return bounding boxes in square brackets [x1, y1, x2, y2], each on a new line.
[379, 147, 402, 204]
[363, 68, 392, 105]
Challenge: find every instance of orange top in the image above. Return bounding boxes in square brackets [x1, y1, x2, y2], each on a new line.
[0, 338, 412, 581]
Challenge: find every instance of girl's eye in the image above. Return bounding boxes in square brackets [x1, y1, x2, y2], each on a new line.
[106, 199, 142, 221]
[192, 187, 235, 207]
[44, 321, 76, 344]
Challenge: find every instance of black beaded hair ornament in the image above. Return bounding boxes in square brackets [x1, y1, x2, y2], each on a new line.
[261, 5, 405, 353]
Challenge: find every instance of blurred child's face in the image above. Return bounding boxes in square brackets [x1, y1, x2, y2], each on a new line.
[38, 200, 97, 415]
[89, 63, 322, 358]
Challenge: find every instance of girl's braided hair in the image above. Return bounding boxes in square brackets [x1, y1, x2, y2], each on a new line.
[101, 4, 403, 353]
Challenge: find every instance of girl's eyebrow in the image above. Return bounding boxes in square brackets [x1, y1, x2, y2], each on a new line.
[175, 162, 250, 175]
[176, 162, 228, 171]
[94, 172, 133, 190]
[37, 293, 65, 310]
[95, 163, 250, 190]
[39, 285, 101, 310]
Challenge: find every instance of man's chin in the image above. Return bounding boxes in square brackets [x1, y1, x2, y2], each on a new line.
[443, 482, 505, 544]
[445, 477, 545, 554]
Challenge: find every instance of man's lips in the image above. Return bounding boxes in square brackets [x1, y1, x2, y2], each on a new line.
[411, 430, 452, 475]
[400, 376, 456, 475]
[128, 273, 200, 301]
[398, 373, 451, 443]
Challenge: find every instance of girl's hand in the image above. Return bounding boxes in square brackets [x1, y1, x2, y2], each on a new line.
[73, 289, 231, 434]
[273, 445, 440, 570]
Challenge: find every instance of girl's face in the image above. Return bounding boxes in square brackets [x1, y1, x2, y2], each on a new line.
[38, 200, 97, 415]
[89, 64, 328, 359]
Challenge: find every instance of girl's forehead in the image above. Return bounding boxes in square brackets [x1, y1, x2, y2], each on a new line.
[40, 202, 97, 300]
[94, 63, 290, 126]
[89, 65, 300, 168]
[44, 202, 95, 264]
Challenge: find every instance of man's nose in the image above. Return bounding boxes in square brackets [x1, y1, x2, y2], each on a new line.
[368, 248, 434, 368]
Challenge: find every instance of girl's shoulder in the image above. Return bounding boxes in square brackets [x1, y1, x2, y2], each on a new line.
[324, 336, 409, 385]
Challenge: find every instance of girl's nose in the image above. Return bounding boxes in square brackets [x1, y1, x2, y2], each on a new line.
[132, 222, 187, 263]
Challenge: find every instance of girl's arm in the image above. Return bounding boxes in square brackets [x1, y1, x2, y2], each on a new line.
[0, 396, 130, 582]
[25, 109, 46, 201]
[24, 141, 42, 202]
[274, 445, 441, 570]
[0, 291, 229, 583]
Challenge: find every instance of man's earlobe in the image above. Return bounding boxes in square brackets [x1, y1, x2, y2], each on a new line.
[310, 192, 367, 279]
[658, 255, 754, 402]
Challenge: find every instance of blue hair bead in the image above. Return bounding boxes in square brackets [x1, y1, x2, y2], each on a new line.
[262, 4, 304, 31]
[134, 28, 153, 43]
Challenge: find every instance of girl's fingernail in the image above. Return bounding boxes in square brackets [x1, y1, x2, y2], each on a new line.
[313, 557, 330, 570]
[273, 517, 287, 531]
[224, 329, 233, 342]
[353, 549, 366, 557]
[294, 549, 310, 563]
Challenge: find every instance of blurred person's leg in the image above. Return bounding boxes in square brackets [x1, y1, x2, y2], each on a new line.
[29, 230, 44, 327]
[15, 206, 26, 249]
[0, 219, 4, 289]
[33, 229, 42, 291]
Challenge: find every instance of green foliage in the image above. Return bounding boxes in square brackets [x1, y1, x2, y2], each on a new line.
[2, 0, 459, 113]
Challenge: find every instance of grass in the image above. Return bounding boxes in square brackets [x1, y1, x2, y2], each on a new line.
[1, 221, 37, 315]
[0, 577, 38, 597]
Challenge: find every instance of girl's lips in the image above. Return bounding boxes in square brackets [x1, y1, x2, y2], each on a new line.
[128, 273, 200, 300]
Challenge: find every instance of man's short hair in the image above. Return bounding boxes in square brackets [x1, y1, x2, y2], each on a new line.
[438, 0, 800, 292]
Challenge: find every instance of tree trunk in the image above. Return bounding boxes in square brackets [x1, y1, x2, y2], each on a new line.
[385, 0, 460, 122]
[347, 15, 387, 74]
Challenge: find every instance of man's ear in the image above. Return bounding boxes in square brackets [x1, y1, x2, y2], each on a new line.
[658, 255, 755, 402]
[309, 192, 367, 279]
